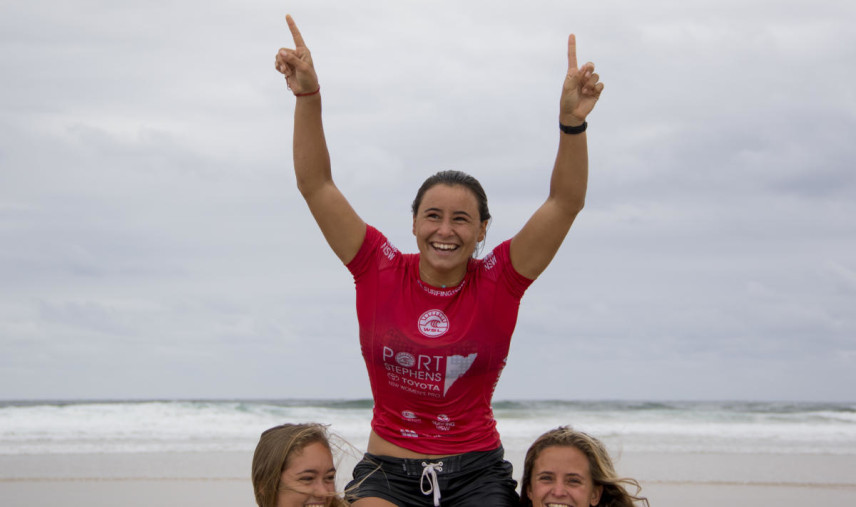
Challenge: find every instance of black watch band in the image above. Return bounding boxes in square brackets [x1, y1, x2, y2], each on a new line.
[559, 121, 588, 135]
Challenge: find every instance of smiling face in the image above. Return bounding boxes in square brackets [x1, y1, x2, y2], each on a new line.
[276, 441, 336, 507]
[527, 445, 603, 507]
[412, 183, 488, 287]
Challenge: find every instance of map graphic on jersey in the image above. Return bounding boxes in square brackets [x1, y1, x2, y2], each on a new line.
[444, 353, 477, 395]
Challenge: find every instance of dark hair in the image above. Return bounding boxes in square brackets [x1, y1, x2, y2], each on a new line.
[520, 426, 649, 507]
[251, 423, 348, 507]
[411, 170, 491, 222]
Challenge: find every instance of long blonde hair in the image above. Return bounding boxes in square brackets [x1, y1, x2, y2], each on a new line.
[520, 426, 648, 507]
[251, 423, 349, 507]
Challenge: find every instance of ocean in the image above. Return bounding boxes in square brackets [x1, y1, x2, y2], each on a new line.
[2, 399, 854, 456]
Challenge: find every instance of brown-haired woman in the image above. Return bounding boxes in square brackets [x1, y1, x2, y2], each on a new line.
[275, 13, 604, 506]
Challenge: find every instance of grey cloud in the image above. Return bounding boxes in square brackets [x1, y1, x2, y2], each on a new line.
[2, 0, 855, 401]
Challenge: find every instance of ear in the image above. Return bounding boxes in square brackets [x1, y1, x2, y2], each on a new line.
[590, 485, 603, 506]
[412, 216, 417, 236]
[477, 219, 488, 242]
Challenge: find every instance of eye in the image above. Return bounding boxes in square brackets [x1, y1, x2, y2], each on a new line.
[324, 473, 335, 484]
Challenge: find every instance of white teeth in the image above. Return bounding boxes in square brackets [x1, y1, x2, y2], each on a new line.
[431, 242, 457, 251]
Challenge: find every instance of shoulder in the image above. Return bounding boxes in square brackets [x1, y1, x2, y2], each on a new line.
[477, 239, 511, 273]
[348, 225, 408, 276]
[473, 239, 534, 294]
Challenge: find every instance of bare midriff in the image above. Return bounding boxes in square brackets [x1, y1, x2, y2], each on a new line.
[367, 430, 457, 459]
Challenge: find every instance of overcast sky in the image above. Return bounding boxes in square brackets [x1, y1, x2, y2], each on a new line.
[2, 0, 854, 402]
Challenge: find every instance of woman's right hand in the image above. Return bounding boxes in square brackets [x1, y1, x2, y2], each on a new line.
[275, 15, 319, 95]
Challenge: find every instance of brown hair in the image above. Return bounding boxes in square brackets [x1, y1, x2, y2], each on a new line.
[520, 426, 648, 507]
[251, 423, 348, 507]
[411, 170, 491, 222]
[411, 170, 492, 256]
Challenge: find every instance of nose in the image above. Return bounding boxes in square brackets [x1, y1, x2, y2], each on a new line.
[437, 217, 453, 236]
[551, 483, 569, 497]
[312, 479, 331, 499]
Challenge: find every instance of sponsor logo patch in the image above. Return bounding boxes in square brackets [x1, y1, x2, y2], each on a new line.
[418, 309, 449, 338]
[395, 352, 415, 368]
[433, 414, 455, 431]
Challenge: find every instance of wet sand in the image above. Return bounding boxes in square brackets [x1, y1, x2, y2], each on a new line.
[1, 451, 855, 506]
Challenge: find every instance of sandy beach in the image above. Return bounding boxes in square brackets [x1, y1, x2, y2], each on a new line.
[2, 450, 855, 506]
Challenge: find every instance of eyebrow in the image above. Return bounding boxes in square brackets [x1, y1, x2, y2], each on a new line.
[423, 207, 473, 217]
[295, 466, 337, 475]
[537, 471, 585, 479]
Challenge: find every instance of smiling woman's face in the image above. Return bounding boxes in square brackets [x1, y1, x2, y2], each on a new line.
[526, 445, 603, 507]
[276, 441, 336, 507]
[412, 183, 487, 286]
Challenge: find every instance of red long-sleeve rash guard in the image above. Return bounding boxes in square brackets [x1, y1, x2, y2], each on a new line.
[347, 225, 533, 454]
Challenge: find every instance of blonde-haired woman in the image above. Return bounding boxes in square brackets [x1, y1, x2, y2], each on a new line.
[521, 426, 648, 507]
[252, 423, 349, 507]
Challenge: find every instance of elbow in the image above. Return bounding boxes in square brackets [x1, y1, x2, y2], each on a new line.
[294, 163, 333, 201]
[295, 172, 324, 200]
[295, 175, 335, 205]
[551, 193, 586, 218]
[564, 200, 585, 220]
[295, 178, 313, 199]
[569, 195, 585, 215]
[565, 184, 587, 214]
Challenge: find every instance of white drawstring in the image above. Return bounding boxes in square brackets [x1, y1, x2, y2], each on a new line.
[420, 460, 444, 506]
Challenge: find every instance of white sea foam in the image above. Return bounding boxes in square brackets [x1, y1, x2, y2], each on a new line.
[1, 400, 854, 455]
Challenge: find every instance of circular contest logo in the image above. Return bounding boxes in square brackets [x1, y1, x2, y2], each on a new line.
[395, 352, 415, 367]
[418, 309, 449, 338]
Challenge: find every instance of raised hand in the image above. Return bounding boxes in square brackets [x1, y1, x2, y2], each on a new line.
[275, 15, 319, 95]
[560, 34, 604, 126]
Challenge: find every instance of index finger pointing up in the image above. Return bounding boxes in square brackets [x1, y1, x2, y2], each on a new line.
[567, 34, 578, 71]
[286, 14, 307, 48]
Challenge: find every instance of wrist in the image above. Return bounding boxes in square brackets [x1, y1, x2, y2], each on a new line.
[294, 85, 320, 97]
[559, 121, 587, 135]
[558, 112, 585, 126]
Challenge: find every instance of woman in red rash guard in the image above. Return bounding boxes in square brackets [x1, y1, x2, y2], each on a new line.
[275, 14, 604, 507]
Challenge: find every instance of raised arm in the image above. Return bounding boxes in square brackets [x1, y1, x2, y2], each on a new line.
[275, 15, 365, 264]
[509, 34, 604, 279]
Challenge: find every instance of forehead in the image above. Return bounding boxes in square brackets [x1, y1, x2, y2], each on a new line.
[533, 445, 591, 476]
[285, 441, 333, 472]
[419, 184, 479, 211]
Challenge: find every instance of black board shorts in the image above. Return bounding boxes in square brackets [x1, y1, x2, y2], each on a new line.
[345, 446, 519, 506]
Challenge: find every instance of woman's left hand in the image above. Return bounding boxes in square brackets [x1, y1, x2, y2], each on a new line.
[559, 34, 604, 126]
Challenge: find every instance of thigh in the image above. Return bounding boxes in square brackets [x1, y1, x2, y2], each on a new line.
[445, 455, 519, 507]
[351, 498, 399, 507]
[346, 455, 431, 507]
[452, 483, 519, 507]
